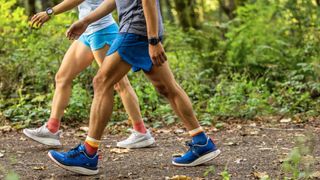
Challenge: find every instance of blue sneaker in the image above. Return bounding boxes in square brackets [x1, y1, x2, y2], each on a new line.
[172, 138, 221, 166]
[48, 144, 99, 175]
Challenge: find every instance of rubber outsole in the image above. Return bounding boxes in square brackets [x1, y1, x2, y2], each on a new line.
[48, 152, 99, 176]
[172, 149, 221, 167]
[23, 129, 61, 146]
[117, 137, 155, 149]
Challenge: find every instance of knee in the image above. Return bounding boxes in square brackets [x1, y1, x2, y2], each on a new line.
[55, 72, 72, 88]
[93, 75, 105, 92]
[155, 82, 181, 99]
[92, 73, 113, 93]
[154, 84, 171, 98]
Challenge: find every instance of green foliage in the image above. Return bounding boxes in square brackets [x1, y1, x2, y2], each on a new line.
[0, 0, 84, 124]
[5, 171, 19, 180]
[220, 168, 231, 180]
[64, 84, 92, 120]
[2, 92, 52, 124]
[282, 134, 317, 179]
[207, 74, 273, 118]
[0, 0, 319, 126]
[225, 0, 320, 74]
[203, 165, 215, 177]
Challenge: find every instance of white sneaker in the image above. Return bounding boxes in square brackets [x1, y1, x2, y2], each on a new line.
[117, 129, 155, 149]
[23, 123, 62, 146]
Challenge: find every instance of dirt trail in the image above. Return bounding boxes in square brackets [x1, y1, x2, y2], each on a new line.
[0, 120, 319, 180]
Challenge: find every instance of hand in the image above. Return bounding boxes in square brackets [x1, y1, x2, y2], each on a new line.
[149, 43, 167, 66]
[30, 11, 50, 28]
[66, 20, 88, 40]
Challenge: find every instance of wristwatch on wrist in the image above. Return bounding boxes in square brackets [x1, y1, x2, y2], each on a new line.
[148, 37, 160, 46]
[46, 7, 54, 16]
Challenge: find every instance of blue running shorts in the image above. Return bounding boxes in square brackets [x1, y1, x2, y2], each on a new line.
[107, 33, 163, 72]
[79, 23, 119, 51]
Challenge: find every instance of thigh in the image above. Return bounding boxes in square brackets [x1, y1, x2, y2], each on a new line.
[95, 52, 132, 87]
[57, 40, 94, 79]
[143, 62, 177, 89]
[92, 45, 110, 67]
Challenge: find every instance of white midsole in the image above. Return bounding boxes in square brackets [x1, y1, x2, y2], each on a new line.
[48, 152, 99, 175]
[117, 137, 155, 149]
[23, 129, 61, 146]
[172, 149, 221, 167]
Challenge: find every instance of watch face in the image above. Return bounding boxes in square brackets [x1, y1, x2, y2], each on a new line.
[46, 8, 53, 15]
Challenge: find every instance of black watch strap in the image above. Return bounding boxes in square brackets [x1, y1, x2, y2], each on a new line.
[148, 37, 160, 46]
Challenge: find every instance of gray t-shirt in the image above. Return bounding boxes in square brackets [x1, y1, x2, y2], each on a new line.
[115, 0, 164, 37]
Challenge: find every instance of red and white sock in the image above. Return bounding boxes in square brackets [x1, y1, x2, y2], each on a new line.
[46, 118, 60, 133]
[132, 120, 147, 134]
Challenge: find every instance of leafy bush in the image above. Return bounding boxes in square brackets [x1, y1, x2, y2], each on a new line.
[207, 74, 273, 118]
[0, 0, 319, 126]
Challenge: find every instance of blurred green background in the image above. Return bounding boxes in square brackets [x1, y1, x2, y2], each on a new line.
[0, 0, 319, 128]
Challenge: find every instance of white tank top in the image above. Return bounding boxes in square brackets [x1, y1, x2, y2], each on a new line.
[78, 0, 116, 35]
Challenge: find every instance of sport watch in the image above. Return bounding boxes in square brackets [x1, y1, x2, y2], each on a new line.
[46, 7, 54, 16]
[148, 37, 160, 46]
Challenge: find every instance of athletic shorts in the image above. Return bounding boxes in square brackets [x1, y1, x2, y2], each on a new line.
[79, 23, 119, 51]
[107, 33, 162, 72]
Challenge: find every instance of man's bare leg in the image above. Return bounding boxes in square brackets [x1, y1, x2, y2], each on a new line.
[92, 47, 144, 124]
[88, 52, 131, 140]
[93, 43, 154, 145]
[143, 62, 220, 166]
[92, 46, 154, 148]
[144, 62, 199, 130]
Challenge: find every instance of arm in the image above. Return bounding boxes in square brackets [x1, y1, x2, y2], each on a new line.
[142, 0, 158, 38]
[142, 0, 167, 66]
[81, 0, 116, 25]
[52, 0, 84, 15]
[66, 0, 116, 40]
[31, 0, 84, 28]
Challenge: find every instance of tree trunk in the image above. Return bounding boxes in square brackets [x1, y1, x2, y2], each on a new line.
[189, 0, 200, 28]
[41, 0, 51, 10]
[163, 0, 174, 22]
[25, 0, 36, 16]
[173, 0, 201, 30]
[217, 0, 237, 19]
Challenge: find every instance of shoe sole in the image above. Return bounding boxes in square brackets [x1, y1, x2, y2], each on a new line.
[116, 137, 155, 149]
[48, 152, 99, 176]
[172, 149, 221, 167]
[23, 129, 61, 146]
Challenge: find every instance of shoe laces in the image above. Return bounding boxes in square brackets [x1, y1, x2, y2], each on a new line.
[186, 141, 194, 147]
[36, 123, 61, 136]
[35, 124, 47, 134]
[185, 138, 210, 151]
[66, 144, 82, 158]
[185, 141, 196, 152]
[127, 129, 140, 139]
